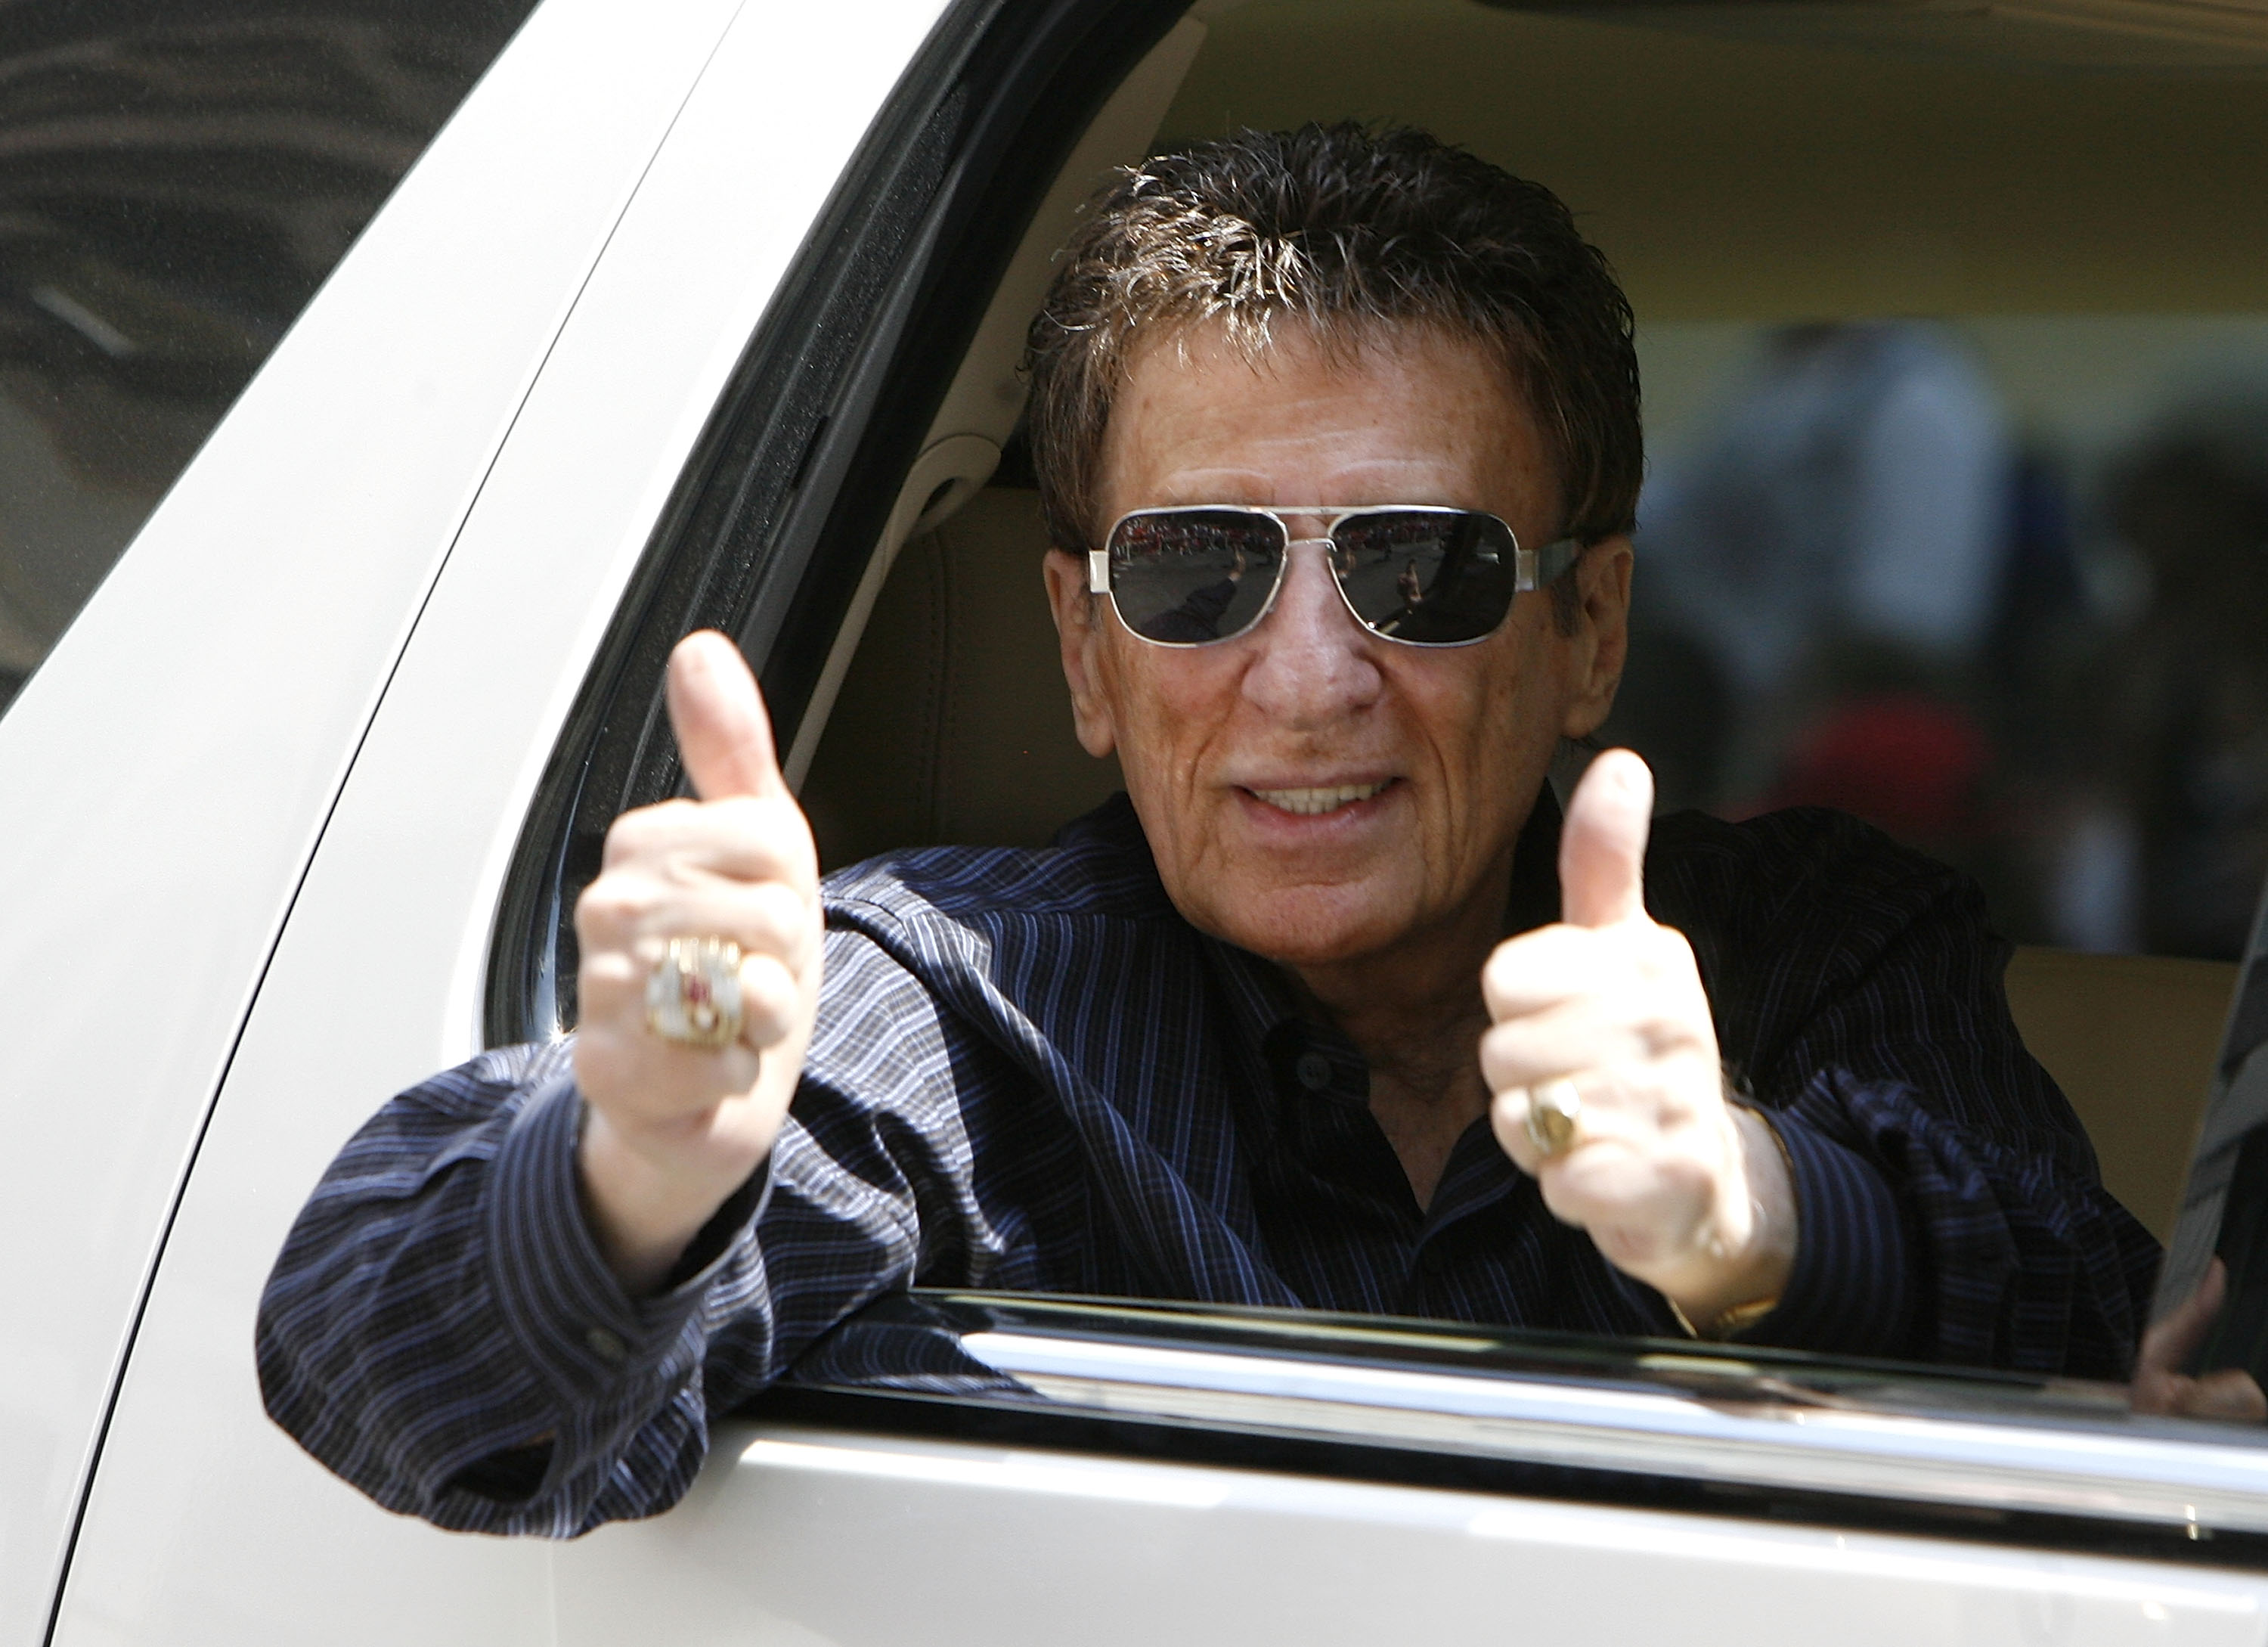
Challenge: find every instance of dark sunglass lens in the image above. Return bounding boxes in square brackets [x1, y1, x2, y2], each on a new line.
[1331, 511, 1517, 644]
[1107, 510, 1284, 643]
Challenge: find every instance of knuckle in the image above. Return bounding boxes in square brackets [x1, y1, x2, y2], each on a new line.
[717, 884, 820, 972]
[1641, 924, 1697, 975]
[1535, 1176, 1588, 1228]
[1478, 1022, 1532, 1084]
[602, 799, 689, 865]
[575, 877, 654, 937]
[1483, 951, 1551, 1017]
[1629, 1011, 1678, 1060]
[735, 953, 804, 1044]
[686, 883, 804, 960]
[743, 879, 807, 938]
[577, 952, 641, 1002]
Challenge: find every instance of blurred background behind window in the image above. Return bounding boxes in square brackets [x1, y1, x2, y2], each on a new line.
[1606, 317, 2268, 960]
[0, 0, 540, 723]
[1145, 0, 2268, 964]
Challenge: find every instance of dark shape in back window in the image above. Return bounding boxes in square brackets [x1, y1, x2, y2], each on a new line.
[0, 0, 541, 717]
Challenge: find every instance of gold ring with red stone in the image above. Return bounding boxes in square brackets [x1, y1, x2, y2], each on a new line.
[643, 935, 745, 1050]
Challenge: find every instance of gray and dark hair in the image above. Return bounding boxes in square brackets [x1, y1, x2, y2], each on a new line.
[1022, 122, 1644, 604]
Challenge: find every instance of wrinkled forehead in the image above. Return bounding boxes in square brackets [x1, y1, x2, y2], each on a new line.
[1112, 312, 1528, 417]
[1096, 316, 1560, 527]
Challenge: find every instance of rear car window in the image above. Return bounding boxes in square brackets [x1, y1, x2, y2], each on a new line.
[0, 0, 540, 720]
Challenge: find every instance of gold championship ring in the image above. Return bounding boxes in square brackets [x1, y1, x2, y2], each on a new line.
[644, 935, 745, 1050]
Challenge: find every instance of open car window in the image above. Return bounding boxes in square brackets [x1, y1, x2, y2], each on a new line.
[485, 0, 2268, 1541]
[0, 0, 540, 723]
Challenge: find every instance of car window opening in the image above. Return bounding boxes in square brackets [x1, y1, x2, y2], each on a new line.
[389, 0, 2268, 1546]
[791, 0, 2268, 1375]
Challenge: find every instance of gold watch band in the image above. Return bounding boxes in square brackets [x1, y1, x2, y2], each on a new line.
[1666, 1293, 1782, 1341]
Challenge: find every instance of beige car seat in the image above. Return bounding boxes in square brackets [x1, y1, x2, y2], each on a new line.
[801, 485, 1123, 870]
[2004, 949, 2229, 1241]
[803, 484, 2231, 1242]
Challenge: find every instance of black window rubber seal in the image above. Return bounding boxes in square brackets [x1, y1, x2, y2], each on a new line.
[485, 0, 1188, 1046]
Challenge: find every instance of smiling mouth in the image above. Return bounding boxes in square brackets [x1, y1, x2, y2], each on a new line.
[1247, 780, 1391, 817]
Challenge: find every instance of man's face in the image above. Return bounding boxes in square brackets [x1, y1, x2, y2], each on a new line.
[1044, 319, 1632, 972]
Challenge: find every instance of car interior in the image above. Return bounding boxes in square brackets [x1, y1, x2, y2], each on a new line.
[793, 0, 2268, 1246]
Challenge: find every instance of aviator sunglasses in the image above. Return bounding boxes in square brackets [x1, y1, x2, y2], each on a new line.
[1088, 504, 1582, 648]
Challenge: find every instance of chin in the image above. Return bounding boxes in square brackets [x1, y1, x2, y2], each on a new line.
[1201, 882, 1408, 968]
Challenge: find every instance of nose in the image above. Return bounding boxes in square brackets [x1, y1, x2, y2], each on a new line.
[1240, 537, 1384, 725]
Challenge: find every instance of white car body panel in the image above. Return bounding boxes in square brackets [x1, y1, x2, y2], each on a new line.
[0, 0, 752, 1631]
[554, 1423, 2268, 1647]
[46, 1, 952, 1640]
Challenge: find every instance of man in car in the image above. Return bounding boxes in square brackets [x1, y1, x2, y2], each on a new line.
[258, 124, 2210, 1537]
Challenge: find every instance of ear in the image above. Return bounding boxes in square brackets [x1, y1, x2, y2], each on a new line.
[1558, 534, 1634, 741]
[1043, 549, 1120, 758]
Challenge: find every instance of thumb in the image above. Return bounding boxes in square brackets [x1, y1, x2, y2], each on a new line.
[667, 630, 788, 802]
[1560, 748, 1654, 929]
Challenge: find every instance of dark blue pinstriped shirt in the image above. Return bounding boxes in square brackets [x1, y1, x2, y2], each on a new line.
[258, 792, 2160, 1536]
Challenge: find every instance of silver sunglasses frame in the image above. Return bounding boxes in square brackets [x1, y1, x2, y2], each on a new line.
[1086, 504, 1582, 649]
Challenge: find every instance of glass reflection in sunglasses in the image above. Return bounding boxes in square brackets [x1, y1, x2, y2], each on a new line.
[1087, 504, 1581, 647]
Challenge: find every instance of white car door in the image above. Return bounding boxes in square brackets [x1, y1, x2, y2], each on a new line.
[30, 0, 950, 1640]
[0, 0, 760, 1636]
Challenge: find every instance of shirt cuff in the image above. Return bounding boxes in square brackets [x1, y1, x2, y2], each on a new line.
[482, 1075, 770, 1405]
[1739, 1105, 1916, 1357]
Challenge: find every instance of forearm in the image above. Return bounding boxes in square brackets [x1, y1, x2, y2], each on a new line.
[578, 1097, 779, 1295]
[571, 932, 815, 1296]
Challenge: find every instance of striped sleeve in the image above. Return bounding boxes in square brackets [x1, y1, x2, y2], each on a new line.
[255, 1045, 771, 1534]
[1740, 1105, 1916, 1356]
[1659, 806, 2162, 1377]
[256, 919, 1016, 1534]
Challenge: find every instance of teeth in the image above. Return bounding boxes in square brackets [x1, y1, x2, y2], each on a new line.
[1251, 782, 1388, 816]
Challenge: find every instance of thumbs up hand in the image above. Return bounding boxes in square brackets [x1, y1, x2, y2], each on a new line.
[1481, 750, 1795, 1332]
[572, 631, 822, 1295]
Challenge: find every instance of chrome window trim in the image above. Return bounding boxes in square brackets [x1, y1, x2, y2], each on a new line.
[959, 1331, 2268, 1536]
[780, 1293, 2268, 1545]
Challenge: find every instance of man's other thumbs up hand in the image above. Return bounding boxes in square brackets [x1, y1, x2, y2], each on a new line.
[1557, 747, 1653, 930]
[1481, 750, 1796, 1330]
